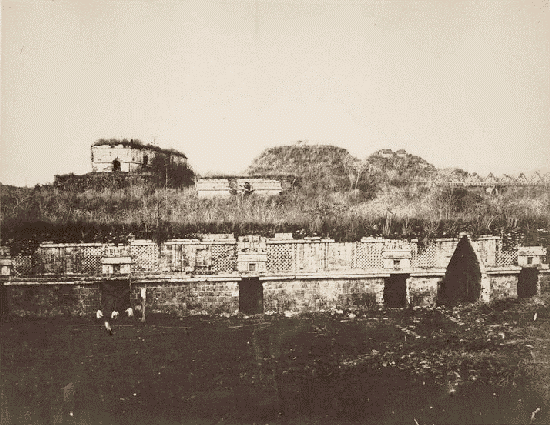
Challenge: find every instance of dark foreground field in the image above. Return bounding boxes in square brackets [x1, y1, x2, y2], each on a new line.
[2, 298, 550, 425]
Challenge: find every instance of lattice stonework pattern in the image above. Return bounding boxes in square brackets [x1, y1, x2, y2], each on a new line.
[12, 254, 33, 276]
[356, 243, 383, 270]
[267, 243, 294, 273]
[210, 244, 237, 273]
[81, 246, 103, 275]
[411, 244, 437, 268]
[131, 243, 159, 272]
[496, 250, 517, 267]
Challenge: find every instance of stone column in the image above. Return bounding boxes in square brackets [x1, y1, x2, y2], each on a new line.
[374, 278, 385, 305]
[480, 262, 491, 303]
[405, 276, 413, 306]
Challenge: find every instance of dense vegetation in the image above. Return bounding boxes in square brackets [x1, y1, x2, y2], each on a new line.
[148, 152, 195, 188]
[1, 145, 549, 253]
[93, 138, 187, 159]
[247, 144, 355, 193]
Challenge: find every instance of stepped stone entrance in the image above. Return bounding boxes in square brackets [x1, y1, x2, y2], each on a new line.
[517, 268, 538, 298]
[384, 274, 409, 308]
[239, 277, 263, 315]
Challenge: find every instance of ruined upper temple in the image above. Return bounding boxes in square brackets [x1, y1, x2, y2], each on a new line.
[91, 139, 187, 173]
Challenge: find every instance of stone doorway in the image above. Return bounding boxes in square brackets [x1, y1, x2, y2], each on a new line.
[112, 158, 121, 172]
[239, 277, 263, 315]
[100, 278, 132, 312]
[517, 268, 538, 298]
[384, 274, 409, 308]
[0, 282, 7, 318]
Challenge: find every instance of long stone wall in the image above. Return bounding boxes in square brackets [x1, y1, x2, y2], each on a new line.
[262, 276, 385, 313]
[1, 233, 548, 318]
[3, 268, 549, 318]
[130, 277, 240, 316]
[7, 234, 526, 278]
[4, 280, 100, 317]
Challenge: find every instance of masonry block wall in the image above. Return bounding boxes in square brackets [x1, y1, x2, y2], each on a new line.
[489, 274, 519, 300]
[130, 279, 239, 315]
[408, 276, 441, 307]
[4, 279, 240, 318]
[262, 277, 385, 313]
[540, 272, 550, 294]
[1, 234, 548, 318]
[6, 283, 99, 317]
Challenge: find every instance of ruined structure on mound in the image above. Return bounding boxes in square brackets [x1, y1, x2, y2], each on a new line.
[54, 139, 189, 190]
[91, 139, 187, 173]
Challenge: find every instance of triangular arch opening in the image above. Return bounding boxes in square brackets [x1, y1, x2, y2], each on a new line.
[438, 235, 481, 306]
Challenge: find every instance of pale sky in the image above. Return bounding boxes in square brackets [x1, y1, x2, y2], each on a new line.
[1, 0, 549, 186]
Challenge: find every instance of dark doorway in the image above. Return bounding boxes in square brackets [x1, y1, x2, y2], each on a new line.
[100, 279, 132, 313]
[384, 274, 408, 308]
[517, 268, 538, 298]
[239, 277, 263, 315]
[112, 158, 121, 172]
[0, 282, 7, 318]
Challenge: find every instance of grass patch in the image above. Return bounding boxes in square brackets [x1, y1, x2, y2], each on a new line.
[2, 296, 550, 424]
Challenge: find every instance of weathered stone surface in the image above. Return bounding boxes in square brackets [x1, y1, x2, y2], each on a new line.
[408, 277, 440, 307]
[540, 271, 550, 294]
[263, 277, 384, 312]
[490, 274, 518, 299]
[6, 283, 100, 317]
[0, 270, 537, 318]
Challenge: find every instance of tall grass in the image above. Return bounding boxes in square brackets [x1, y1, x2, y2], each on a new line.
[1, 183, 549, 252]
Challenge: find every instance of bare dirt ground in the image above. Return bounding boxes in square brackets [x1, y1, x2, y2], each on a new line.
[1, 296, 549, 425]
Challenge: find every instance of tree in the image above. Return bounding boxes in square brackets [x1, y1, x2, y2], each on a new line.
[343, 156, 365, 191]
[149, 155, 195, 188]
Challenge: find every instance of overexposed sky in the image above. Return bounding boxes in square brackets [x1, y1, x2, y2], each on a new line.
[1, 0, 549, 186]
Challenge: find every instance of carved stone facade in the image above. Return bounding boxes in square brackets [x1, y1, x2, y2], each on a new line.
[91, 142, 186, 173]
[2, 235, 549, 317]
[196, 178, 283, 198]
[0, 246, 12, 276]
[517, 246, 547, 267]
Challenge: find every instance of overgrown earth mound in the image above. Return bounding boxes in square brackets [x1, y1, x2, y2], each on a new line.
[246, 143, 356, 192]
[365, 148, 438, 187]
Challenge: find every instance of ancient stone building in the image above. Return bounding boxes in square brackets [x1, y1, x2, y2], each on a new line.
[91, 139, 187, 173]
[196, 177, 284, 198]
